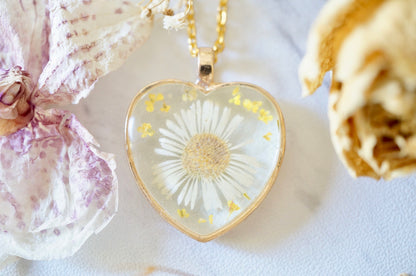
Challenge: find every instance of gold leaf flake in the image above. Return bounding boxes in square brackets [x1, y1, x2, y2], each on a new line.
[229, 94, 241, 106]
[156, 93, 164, 101]
[177, 208, 189, 218]
[229, 86, 241, 105]
[243, 193, 251, 200]
[232, 86, 240, 96]
[228, 200, 240, 215]
[148, 94, 156, 102]
[149, 93, 163, 102]
[160, 103, 171, 112]
[263, 132, 272, 141]
[198, 218, 206, 223]
[145, 100, 154, 112]
[209, 214, 213, 224]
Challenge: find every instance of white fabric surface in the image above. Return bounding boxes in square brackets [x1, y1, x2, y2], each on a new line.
[2, 0, 415, 275]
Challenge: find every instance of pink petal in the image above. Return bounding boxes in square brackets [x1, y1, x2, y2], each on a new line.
[0, 0, 50, 83]
[34, 0, 152, 106]
[0, 108, 118, 260]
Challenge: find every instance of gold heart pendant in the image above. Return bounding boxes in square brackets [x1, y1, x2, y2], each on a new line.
[125, 49, 285, 241]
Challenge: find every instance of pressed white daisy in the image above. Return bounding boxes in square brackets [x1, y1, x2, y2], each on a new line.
[153, 100, 259, 211]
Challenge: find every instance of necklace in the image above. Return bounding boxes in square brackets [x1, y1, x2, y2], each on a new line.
[126, 0, 285, 241]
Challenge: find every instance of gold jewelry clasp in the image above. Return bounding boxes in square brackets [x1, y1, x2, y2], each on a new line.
[196, 47, 214, 88]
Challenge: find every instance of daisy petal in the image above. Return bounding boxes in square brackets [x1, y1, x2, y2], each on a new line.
[229, 160, 257, 175]
[189, 177, 200, 210]
[160, 142, 184, 155]
[173, 113, 190, 140]
[155, 148, 180, 158]
[229, 139, 253, 151]
[205, 180, 222, 210]
[165, 175, 190, 198]
[196, 100, 202, 133]
[159, 138, 184, 152]
[185, 103, 197, 136]
[201, 101, 213, 133]
[159, 128, 186, 145]
[225, 166, 255, 188]
[215, 106, 231, 137]
[230, 153, 260, 168]
[184, 180, 195, 207]
[161, 171, 186, 196]
[209, 104, 220, 134]
[177, 178, 192, 206]
[154, 165, 183, 184]
[166, 120, 188, 142]
[222, 114, 244, 141]
[220, 173, 246, 194]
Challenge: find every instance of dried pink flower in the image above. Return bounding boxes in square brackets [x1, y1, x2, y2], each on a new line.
[0, 0, 152, 261]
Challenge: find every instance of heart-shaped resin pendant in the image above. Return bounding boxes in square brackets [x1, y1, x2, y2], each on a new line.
[126, 49, 285, 241]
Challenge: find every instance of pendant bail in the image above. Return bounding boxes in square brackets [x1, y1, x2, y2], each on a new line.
[196, 47, 214, 88]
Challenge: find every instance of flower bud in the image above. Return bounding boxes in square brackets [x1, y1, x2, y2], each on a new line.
[0, 66, 34, 136]
[300, 0, 416, 179]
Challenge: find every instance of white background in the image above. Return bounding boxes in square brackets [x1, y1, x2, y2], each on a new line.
[2, 0, 415, 275]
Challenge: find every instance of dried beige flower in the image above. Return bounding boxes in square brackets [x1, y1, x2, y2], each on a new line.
[138, 0, 188, 30]
[163, 11, 187, 31]
[300, 0, 416, 179]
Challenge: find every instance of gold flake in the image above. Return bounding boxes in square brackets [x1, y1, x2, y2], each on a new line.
[232, 86, 240, 96]
[243, 193, 251, 200]
[263, 132, 272, 141]
[137, 123, 154, 138]
[209, 215, 213, 224]
[229, 86, 241, 106]
[228, 200, 240, 215]
[198, 218, 207, 223]
[177, 208, 189, 218]
[149, 93, 164, 102]
[160, 103, 171, 112]
[156, 93, 164, 101]
[145, 100, 154, 112]
[229, 94, 241, 106]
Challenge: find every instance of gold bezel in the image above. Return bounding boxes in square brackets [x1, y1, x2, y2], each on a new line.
[125, 79, 286, 242]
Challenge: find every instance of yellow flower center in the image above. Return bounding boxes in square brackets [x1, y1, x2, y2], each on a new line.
[182, 133, 230, 178]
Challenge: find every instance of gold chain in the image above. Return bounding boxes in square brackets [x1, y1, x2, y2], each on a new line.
[186, 0, 228, 63]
